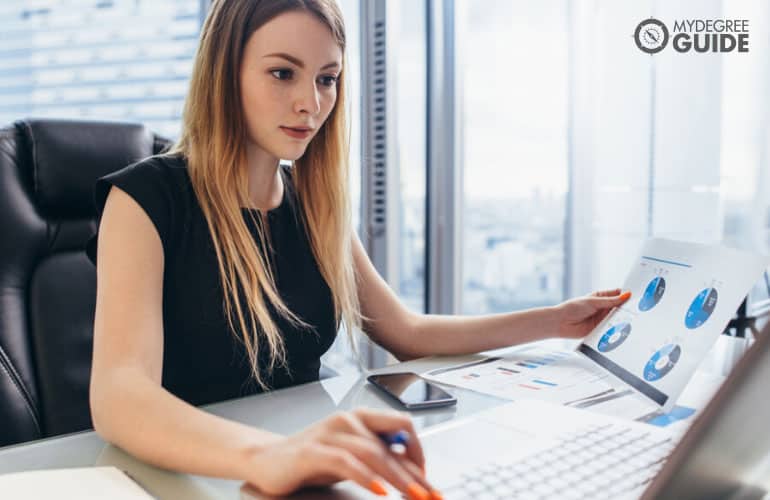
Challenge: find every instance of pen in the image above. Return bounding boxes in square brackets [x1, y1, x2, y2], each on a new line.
[379, 431, 441, 500]
[379, 430, 410, 447]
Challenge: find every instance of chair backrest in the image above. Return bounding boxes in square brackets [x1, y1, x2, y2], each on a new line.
[0, 118, 170, 447]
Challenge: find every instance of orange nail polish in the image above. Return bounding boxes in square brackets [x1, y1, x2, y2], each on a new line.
[620, 291, 632, 300]
[369, 479, 388, 496]
[430, 490, 444, 500]
[407, 483, 429, 500]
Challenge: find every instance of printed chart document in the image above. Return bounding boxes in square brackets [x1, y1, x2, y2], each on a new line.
[423, 346, 614, 405]
[0, 466, 155, 499]
[421, 344, 718, 429]
[424, 239, 767, 423]
[578, 238, 768, 411]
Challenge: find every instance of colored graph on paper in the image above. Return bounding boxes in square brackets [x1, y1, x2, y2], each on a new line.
[423, 347, 615, 404]
[580, 238, 769, 411]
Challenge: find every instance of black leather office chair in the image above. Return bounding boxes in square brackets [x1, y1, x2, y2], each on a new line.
[0, 118, 339, 448]
[0, 118, 171, 447]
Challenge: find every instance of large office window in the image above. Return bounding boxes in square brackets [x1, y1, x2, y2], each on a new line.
[453, 0, 769, 319]
[396, 0, 427, 313]
[457, 0, 569, 314]
[569, 0, 770, 306]
[720, 0, 770, 310]
[0, 0, 203, 138]
[720, 2, 770, 249]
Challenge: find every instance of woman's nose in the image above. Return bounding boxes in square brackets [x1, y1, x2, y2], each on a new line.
[293, 81, 321, 115]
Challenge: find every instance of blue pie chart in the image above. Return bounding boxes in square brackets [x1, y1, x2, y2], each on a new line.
[685, 288, 718, 329]
[639, 277, 666, 311]
[597, 322, 632, 353]
[644, 344, 681, 381]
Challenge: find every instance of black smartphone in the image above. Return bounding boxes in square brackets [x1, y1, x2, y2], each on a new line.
[367, 372, 457, 409]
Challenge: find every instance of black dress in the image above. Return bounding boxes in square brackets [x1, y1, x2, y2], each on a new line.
[86, 154, 338, 405]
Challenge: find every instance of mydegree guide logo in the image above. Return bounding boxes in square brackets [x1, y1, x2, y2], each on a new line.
[634, 17, 749, 54]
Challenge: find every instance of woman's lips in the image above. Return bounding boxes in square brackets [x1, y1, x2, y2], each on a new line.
[280, 126, 312, 139]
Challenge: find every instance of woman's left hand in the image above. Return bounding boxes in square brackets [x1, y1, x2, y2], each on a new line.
[552, 288, 632, 339]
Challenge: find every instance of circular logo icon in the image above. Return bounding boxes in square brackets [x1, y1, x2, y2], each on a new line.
[634, 18, 669, 54]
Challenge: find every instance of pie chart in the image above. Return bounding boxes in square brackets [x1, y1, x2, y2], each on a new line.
[639, 276, 666, 311]
[597, 322, 632, 353]
[644, 344, 681, 381]
[685, 287, 718, 329]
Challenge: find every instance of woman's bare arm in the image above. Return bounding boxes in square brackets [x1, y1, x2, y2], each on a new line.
[354, 235, 628, 361]
[352, 235, 557, 360]
[90, 186, 281, 480]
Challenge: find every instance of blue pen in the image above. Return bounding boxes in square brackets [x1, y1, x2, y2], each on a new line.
[379, 430, 410, 447]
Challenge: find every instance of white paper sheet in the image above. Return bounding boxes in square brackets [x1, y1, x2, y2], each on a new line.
[578, 238, 768, 411]
[423, 346, 616, 405]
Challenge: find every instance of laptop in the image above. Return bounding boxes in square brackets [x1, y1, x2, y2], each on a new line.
[242, 321, 770, 500]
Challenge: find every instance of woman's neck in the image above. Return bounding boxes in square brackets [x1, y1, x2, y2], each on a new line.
[244, 141, 284, 211]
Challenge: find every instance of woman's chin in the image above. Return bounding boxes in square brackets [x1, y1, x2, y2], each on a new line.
[278, 146, 309, 162]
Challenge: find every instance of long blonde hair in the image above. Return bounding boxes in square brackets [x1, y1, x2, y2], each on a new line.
[168, 0, 360, 389]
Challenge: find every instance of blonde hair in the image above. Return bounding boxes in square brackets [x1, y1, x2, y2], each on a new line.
[168, 0, 360, 389]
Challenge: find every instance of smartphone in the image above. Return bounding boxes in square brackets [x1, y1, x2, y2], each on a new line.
[367, 372, 457, 409]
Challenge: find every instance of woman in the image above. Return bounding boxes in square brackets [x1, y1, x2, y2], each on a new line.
[87, 0, 630, 498]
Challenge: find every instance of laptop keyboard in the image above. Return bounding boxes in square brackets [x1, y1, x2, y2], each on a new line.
[444, 421, 676, 500]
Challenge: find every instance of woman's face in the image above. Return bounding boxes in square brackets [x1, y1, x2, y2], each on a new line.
[240, 11, 343, 162]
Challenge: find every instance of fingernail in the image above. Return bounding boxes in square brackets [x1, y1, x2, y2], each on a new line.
[369, 479, 388, 496]
[430, 490, 444, 500]
[619, 291, 632, 300]
[407, 483, 430, 500]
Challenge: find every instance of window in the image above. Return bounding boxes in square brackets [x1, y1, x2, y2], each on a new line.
[396, 0, 427, 313]
[720, 3, 770, 252]
[0, 0, 203, 138]
[457, 0, 569, 314]
[570, 0, 770, 305]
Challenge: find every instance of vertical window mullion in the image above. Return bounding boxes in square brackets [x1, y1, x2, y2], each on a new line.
[426, 0, 462, 315]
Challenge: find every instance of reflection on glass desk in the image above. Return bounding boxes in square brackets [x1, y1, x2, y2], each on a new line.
[0, 354, 501, 499]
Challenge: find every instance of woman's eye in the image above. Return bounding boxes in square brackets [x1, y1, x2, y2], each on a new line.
[318, 75, 338, 87]
[270, 69, 293, 80]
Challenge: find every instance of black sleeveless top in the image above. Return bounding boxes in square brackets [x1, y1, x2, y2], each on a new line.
[86, 154, 338, 405]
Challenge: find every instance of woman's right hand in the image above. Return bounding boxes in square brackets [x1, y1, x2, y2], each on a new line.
[243, 407, 441, 499]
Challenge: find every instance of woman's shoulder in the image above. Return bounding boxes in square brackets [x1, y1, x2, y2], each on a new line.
[115, 152, 189, 184]
[87, 153, 192, 264]
[100, 153, 192, 203]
